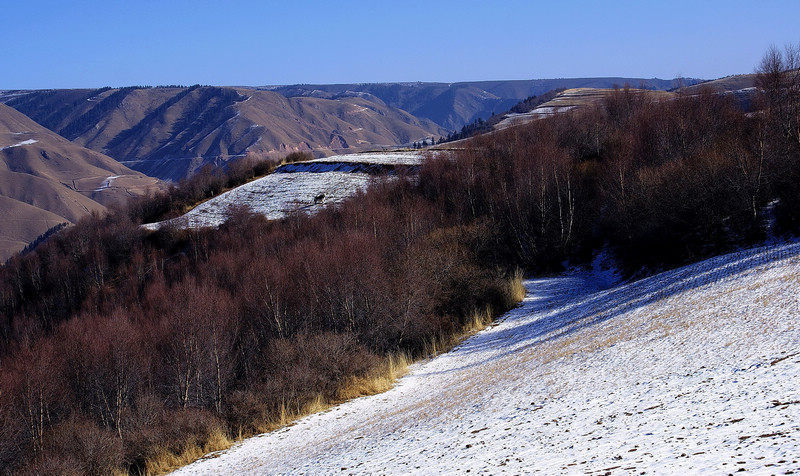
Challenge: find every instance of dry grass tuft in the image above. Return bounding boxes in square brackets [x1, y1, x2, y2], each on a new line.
[144, 426, 233, 476]
[337, 352, 412, 401]
[506, 268, 527, 306]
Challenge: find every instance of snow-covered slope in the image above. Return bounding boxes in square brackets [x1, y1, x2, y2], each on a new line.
[173, 240, 800, 475]
[145, 152, 423, 229]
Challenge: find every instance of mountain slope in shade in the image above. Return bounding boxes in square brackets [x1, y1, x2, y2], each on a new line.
[0, 103, 162, 261]
[4, 87, 446, 181]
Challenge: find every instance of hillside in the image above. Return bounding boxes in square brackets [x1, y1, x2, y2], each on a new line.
[2, 87, 445, 181]
[269, 77, 700, 131]
[144, 151, 424, 230]
[173, 240, 800, 475]
[1, 54, 798, 475]
[684, 73, 757, 93]
[493, 87, 674, 129]
[0, 103, 161, 261]
[0, 79, 703, 183]
[492, 75, 760, 131]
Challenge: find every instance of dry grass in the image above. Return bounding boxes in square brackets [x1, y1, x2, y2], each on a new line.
[142, 354, 412, 475]
[337, 351, 412, 401]
[506, 268, 527, 306]
[143, 426, 233, 476]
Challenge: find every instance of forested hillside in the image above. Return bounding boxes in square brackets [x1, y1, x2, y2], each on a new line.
[0, 47, 797, 475]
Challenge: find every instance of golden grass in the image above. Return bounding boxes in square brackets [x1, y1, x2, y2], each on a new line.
[143, 426, 233, 476]
[337, 351, 413, 401]
[141, 354, 412, 476]
[506, 268, 527, 305]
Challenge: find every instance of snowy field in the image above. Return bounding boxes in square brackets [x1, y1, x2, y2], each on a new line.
[304, 151, 424, 166]
[145, 152, 423, 230]
[172, 240, 800, 475]
[94, 175, 120, 192]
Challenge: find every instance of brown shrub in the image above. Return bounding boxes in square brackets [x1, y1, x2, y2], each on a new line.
[38, 416, 125, 476]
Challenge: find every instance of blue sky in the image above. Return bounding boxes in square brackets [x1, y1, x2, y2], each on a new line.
[2, 0, 798, 89]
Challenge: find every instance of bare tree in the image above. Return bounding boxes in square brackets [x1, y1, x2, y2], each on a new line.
[756, 43, 800, 151]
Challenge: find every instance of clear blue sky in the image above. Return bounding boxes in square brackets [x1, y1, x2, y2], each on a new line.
[2, 0, 798, 89]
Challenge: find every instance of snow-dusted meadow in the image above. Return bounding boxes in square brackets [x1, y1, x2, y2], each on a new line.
[145, 152, 424, 230]
[173, 240, 800, 475]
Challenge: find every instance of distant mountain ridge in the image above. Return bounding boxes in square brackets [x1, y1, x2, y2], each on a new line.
[1, 78, 701, 182]
[269, 77, 702, 131]
[2, 86, 446, 181]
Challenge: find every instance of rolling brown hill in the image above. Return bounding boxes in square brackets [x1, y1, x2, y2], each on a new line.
[3, 86, 447, 181]
[683, 74, 756, 93]
[0, 103, 162, 262]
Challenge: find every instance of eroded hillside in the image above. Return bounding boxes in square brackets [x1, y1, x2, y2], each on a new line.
[3, 87, 445, 181]
[270, 77, 698, 131]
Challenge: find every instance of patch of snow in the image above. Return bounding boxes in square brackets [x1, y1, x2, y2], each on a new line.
[94, 175, 121, 192]
[309, 151, 425, 166]
[144, 171, 373, 230]
[172, 240, 800, 475]
[0, 139, 38, 151]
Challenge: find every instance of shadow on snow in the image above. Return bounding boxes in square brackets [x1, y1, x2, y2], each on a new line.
[416, 240, 800, 378]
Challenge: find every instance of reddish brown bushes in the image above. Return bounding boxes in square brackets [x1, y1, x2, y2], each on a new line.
[0, 143, 518, 474]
